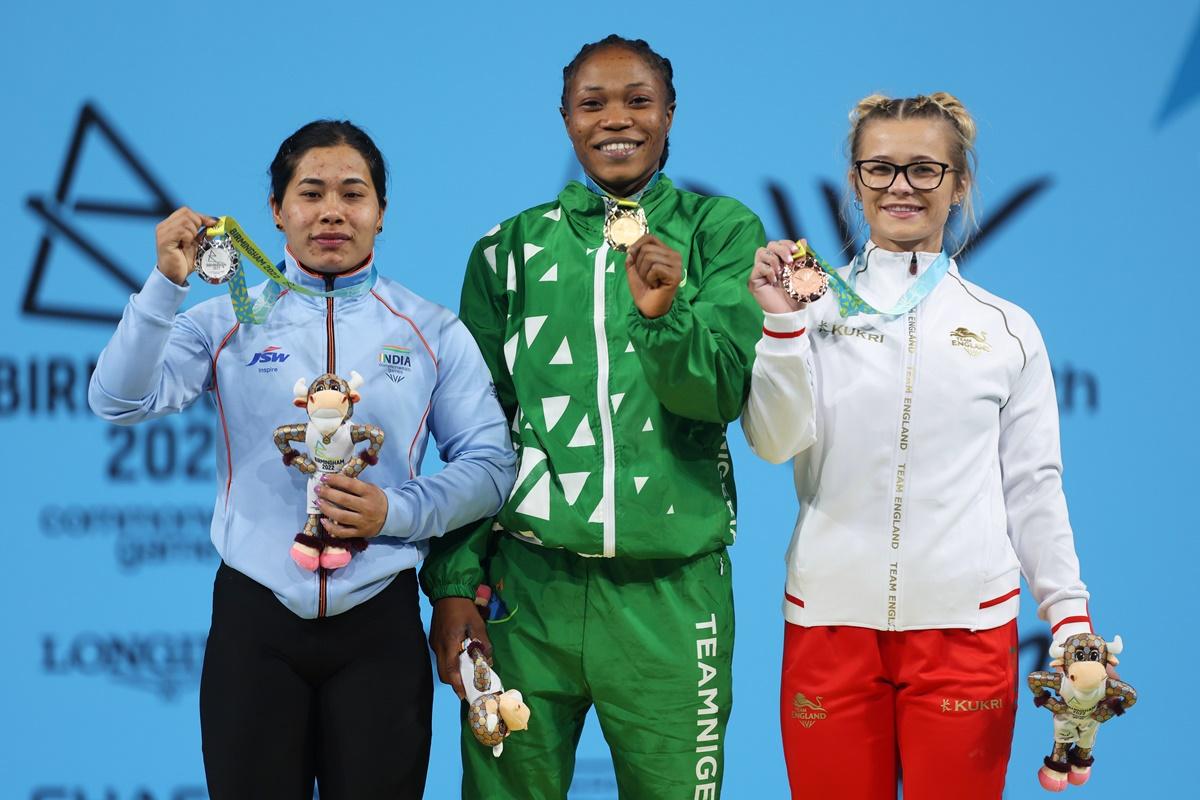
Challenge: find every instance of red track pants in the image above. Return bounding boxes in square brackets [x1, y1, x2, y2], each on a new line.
[780, 621, 1018, 800]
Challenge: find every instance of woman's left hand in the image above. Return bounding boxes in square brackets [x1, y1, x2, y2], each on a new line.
[626, 234, 683, 319]
[317, 474, 388, 538]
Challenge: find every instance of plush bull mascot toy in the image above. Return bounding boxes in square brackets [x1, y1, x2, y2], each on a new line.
[1027, 633, 1138, 792]
[459, 638, 531, 757]
[273, 371, 385, 571]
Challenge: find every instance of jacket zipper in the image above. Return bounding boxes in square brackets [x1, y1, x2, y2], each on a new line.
[319, 276, 336, 618]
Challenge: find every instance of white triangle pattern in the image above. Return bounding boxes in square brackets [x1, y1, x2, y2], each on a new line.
[642, 418, 654, 432]
[667, 505, 675, 515]
[525, 315, 547, 345]
[511, 446, 547, 492]
[587, 247, 598, 256]
[625, 341, 635, 353]
[540, 264, 558, 282]
[541, 396, 569, 430]
[543, 206, 562, 222]
[524, 243, 544, 262]
[567, 416, 595, 447]
[610, 392, 625, 413]
[559, 472, 588, 505]
[550, 338, 573, 365]
[484, 244, 498, 272]
[606, 262, 615, 273]
[634, 476, 648, 494]
[588, 498, 604, 524]
[503, 332, 519, 372]
[486, 224, 501, 236]
[506, 253, 516, 293]
[515, 473, 551, 520]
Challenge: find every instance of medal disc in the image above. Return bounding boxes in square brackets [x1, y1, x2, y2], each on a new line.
[194, 238, 240, 285]
[781, 257, 828, 304]
[604, 207, 648, 252]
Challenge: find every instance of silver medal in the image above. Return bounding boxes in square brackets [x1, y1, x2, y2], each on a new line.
[193, 235, 240, 285]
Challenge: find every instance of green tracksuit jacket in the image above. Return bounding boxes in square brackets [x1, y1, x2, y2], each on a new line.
[421, 176, 766, 599]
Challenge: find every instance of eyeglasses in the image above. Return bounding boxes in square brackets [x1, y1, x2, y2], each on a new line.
[854, 160, 955, 191]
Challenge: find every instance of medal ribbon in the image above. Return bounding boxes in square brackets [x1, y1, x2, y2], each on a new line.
[800, 243, 950, 318]
[206, 216, 376, 324]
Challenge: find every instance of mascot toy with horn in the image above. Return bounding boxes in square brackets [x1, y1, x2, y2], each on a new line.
[1027, 632, 1137, 792]
[273, 371, 385, 571]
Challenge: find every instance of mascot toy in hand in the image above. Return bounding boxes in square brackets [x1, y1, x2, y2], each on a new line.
[273, 371, 384, 571]
[459, 638, 531, 757]
[1027, 632, 1137, 792]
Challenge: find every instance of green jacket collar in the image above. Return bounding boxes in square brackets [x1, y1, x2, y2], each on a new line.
[558, 174, 677, 238]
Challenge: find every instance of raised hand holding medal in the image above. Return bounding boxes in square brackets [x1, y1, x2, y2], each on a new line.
[625, 230, 683, 319]
[154, 207, 221, 286]
[748, 238, 824, 314]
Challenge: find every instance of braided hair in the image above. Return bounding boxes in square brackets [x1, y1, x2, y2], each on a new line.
[561, 35, 676, 169]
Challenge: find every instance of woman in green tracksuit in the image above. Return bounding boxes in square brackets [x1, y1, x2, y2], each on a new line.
[421, 34, 764, 799]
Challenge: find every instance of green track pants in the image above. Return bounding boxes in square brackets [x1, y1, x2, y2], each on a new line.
[460, 534, 735, 799]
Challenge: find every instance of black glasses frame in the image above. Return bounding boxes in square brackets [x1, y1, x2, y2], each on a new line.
[854, 159, 955, 190]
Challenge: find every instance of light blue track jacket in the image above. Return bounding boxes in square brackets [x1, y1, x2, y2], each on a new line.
[89, 251, 516, 619]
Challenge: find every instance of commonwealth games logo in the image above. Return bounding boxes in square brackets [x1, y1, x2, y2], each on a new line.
[379, 345, 413, 383]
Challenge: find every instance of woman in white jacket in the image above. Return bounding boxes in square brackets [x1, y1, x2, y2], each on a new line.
[743, 92, 1092, 800]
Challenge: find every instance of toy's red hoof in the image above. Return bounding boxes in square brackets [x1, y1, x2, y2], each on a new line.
[320, 547, 351, 570]
[291, 543, 320, 572]
[1038, 767, 1068, 792]
[1068, 766, 1091, 786]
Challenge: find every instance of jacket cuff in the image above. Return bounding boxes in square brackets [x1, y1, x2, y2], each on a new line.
[759, 310, 811, 355]
[380, 486, 413, 539]
[1047, 597, 1092, 642]
[135, 265, 190, 321]
[627, 295, 688, 335]
[424, 582, 479, 602]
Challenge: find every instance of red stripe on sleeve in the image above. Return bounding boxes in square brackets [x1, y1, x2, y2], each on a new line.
[1051, 615, 1092, 634]
[764, 327, 806, 339]
[785, 592, 805, 608]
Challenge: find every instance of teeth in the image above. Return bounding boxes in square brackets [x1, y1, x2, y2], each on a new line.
[601, 142, 638, 153]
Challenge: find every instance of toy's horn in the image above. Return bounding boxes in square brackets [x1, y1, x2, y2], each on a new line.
[1106, 635, 1123, 656]
[348, 371, 364, 392]
[293, 378, 309, 400]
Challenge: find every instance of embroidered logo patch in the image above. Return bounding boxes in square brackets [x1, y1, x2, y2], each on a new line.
[950, 326, 991, 357]
[379, 345, 413, 383]
[791, 693, 829, 728]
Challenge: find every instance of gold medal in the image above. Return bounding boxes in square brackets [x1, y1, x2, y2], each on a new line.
[604, 203, 648, 252]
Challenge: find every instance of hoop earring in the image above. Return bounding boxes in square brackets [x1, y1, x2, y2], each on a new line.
[377, 226, 383, 234]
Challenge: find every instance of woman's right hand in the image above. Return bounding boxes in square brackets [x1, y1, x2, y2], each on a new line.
[430, 596, 492, 700]
[749, 238, 807, 314]
[156, 207, 219, 286]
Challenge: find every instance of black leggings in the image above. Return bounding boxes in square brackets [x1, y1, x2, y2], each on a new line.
[200, 563, 432, 800]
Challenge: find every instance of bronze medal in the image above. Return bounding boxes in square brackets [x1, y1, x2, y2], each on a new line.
[780, 255, 829, 304]
[604, 204, 648, 252]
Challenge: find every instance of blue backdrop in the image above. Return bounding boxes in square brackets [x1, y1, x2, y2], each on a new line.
[3, 1, 1196, 797]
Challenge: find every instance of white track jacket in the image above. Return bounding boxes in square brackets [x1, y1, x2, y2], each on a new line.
[743, 245, 1090, 638]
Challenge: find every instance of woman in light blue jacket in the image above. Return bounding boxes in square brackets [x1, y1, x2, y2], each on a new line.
[89, 119, 516, 800]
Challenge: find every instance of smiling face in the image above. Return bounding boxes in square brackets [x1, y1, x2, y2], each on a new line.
[271, 144, 384, 274]
[561, 46, 674, 197]
[851, 118, 966, 253]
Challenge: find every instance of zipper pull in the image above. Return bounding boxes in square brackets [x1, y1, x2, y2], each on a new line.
[909, 252, 918, 276]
